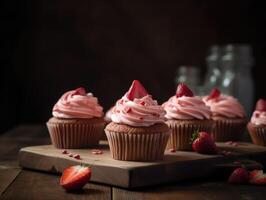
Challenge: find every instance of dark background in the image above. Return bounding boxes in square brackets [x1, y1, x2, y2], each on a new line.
[1, 0, 266, 133]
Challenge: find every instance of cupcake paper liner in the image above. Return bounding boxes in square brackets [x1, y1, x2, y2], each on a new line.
[47, 117, 105, 149]
[212, 118, 247, 142]
[247, 122, 266, 146]
[105, 122, 170, 161]
[166, 119, 214, 151]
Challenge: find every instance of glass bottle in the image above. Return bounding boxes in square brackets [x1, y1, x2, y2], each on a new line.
[234, 45, 254, 117]
[220, 45, 236, 95]
[203, 45, 222, 93]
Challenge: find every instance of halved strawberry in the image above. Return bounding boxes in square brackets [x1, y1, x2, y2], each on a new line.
[60, 165, 91, 191]
[255, 99, 266, 112]
[207, 88, 221, 100]
[228, 167, 249, 184]
[126, 80, 148, 101]
[192, 131, 217, 154]
[249, 170, 266, 185]
[176, 83, 193, 98]
[72, 87, 86, 96]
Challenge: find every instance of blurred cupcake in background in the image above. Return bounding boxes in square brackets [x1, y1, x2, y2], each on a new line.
[163, 83, 213, 151]
[47, 87, 105, 149]
[105, 80, 170, 161]
[248, 99, 266, 146]
[203, 88, 246, 142]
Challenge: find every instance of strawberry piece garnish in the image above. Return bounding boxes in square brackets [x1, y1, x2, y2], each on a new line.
[192, 131, 217, 154]
[126, 80, 148, 101]
[249, 170, 266, 185]
[176, 83, 193, 98]
[92, 149, 103, 155]
[73, 154, 81, 160]
[72, 87, 86, 96]
[62, 150, 68, 154]
[206, 88, 221, 100]
[228, 167, 249, 184]
[255, 99, 266, 111]
[60, 165, 91, 191]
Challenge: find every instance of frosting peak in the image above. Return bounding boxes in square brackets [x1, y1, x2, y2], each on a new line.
[251, 110, 266, 126]
[163, 96, 212, 120]
[110, 80, 166, 127]
[203, 95, 245, 119]
[53, 88, 103, 119]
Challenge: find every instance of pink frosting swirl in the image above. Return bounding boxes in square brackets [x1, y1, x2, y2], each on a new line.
[104, 106, 114, 122]
[111, 95, 166, 127]
[52, 88, 103, 119]
[251, 110, 266, 125]
[202, 95, 245, 118]
[163, 96, 212, 120]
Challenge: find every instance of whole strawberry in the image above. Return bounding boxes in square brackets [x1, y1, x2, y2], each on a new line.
[192, 131, 217, 154]
[228, 167, 249, 184]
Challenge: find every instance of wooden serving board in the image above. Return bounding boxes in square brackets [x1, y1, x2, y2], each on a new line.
[19, 142, 266, 188]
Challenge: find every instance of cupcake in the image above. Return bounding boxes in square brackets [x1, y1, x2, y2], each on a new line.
[247, 99, 266, 146]
[203, 88, 246, 142]
[104, 106, 113, 124]
[47, 87, 105, 149]
[163, 83, 213, 151]
[101, 106, 114, 140]
[105, 80, 170, 161]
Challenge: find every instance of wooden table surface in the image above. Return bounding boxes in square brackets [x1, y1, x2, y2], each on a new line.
[1, 125, 266, 200]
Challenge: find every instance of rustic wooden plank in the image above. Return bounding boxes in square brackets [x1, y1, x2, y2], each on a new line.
[113, 181, 266, 200]
[18, 142, 266, 188]
[1, 170, 111, 200]
[0, 125, 50, 162]
[0, 166, 21, 195]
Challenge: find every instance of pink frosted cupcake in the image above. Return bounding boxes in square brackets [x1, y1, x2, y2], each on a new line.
[248, 99, 266, 146]
[105, 80, 170, 161]
[203, 88, 247, 142]
[47, 87, 105, 149]
[163, 83, 213, 151]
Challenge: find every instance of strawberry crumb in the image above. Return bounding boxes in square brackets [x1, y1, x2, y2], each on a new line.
[62, 150, 68, 154]
[225, 141, 233, 145]
[73, 154, 81, 160]
[140, 101, 145, 106]
[169, 148, 176, 153]
[139, 117, 143, 120]
[92, 149, 103, 155]
[68, 153, 73, 157]
[125, 107, 132, 113]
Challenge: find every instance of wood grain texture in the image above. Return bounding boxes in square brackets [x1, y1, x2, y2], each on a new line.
[1, 170, 111, 200]
[113, 181, 266, 200]
[18, 142, 266, 188]
[0, 166, 21, 195]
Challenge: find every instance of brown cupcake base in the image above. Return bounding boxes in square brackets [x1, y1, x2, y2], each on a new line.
[212, 117, 247, 142]
[47, 117, 105, 149]
[105, 122, 170, 161]
[166, 119, 214, 151]
[247, 122, 266, 146]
